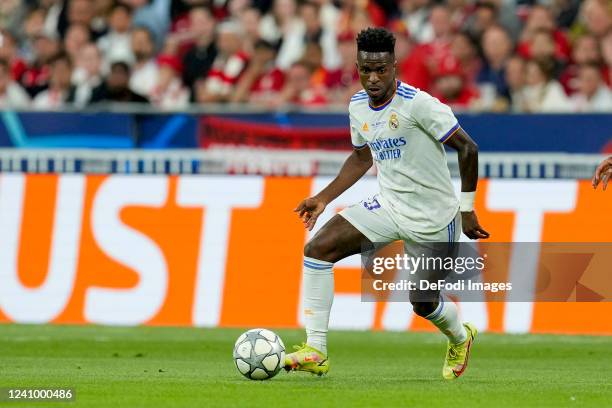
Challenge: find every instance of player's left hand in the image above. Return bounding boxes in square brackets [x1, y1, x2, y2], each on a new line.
[461, 211, 490, 240]
[592, 157, 612, 191]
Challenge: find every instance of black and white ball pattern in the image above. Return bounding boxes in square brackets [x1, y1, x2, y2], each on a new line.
[233, 328, 286, 380]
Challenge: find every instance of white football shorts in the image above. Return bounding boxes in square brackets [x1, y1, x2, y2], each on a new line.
[339, 194, 461, 245]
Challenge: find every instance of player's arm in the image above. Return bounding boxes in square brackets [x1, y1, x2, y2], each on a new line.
[295, 147, 372, 230]
[592, 156, 612, 191]
[444, 128, 490, 240]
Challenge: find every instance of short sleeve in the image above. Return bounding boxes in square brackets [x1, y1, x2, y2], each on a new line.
[411, 91, 460, 143]
[349, 111, 367, 149]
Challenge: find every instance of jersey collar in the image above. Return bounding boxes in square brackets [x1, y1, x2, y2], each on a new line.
[368, 80, 398, 111]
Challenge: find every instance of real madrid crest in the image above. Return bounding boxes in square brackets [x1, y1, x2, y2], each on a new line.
[389, 112, 399, 130]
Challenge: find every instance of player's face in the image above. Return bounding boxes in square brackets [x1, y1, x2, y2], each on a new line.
[356, 51, 396, 103]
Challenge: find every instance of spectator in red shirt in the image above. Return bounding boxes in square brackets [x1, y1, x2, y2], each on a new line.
[0, 58, 30, 109]
[517, 4, 570, 62]
[0, 30, 27, 82]
[273, 59, 327, 107]
[150, 55, 190, 109]
[560, 34, 603, 95]
[20, 33, 60, 97]
[432, 56, 479, 109]
[450, 31, 481, 83]
[325, 30, 360, 104]
[401, 4, 454, 92]
[230, 39, 284, 104]
[301, 42, 329, 91]
[528, 29, 566, 79]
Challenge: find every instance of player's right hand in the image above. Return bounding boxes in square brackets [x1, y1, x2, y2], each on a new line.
[294, 197, 327, 231]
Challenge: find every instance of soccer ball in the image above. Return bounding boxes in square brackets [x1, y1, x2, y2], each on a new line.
[233, 328, 285, 380]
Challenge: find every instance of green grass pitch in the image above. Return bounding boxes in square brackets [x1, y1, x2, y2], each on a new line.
[0, 324, 611, 408]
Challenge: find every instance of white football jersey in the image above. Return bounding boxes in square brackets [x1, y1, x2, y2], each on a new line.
[348, 80, 460, 233]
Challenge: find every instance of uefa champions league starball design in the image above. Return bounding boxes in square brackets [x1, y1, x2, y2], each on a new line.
[233, 328, 286, 380]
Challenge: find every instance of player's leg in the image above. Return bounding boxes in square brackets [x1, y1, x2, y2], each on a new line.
[410, 291, 468, 347]
[303, 214, 369, 353]
[285, 215, 368, 375]
[286, 196, 399, 375]
[411, 289, 476, 380]
[407, 213, 466, 340]
[304, 213, 369, 262]
[406, 212, 477, 380]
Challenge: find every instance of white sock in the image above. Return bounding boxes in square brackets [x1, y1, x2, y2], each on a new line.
[303, 256, 334, 355]
[425, 297, 467, 344]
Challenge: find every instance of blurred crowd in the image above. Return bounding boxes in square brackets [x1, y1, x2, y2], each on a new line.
[0, 0, 610, 112]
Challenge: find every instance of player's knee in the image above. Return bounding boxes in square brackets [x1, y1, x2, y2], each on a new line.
[411, 301, 437, 318]
[304, 238, 336, 263]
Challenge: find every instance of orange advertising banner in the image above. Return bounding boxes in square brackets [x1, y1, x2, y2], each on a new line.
[0, 174, 611, 334]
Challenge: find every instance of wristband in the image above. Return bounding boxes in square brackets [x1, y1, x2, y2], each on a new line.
[460, 191, 475, 212]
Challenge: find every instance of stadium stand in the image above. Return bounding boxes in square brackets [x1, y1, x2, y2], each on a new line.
[0, 0, 609, 112]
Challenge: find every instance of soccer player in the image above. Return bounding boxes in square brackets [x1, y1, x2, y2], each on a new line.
[284, 28, 489, 380]
[593, 156, 612, 191]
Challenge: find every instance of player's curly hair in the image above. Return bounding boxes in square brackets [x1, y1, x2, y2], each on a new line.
[356, 27, 396, 54]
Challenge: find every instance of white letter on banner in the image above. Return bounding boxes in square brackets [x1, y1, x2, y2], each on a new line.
[177, 176, 263, 327]
[0, 174, 85, 323]
[486, 180, 577, 333]
[86, 176, 168, 325]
